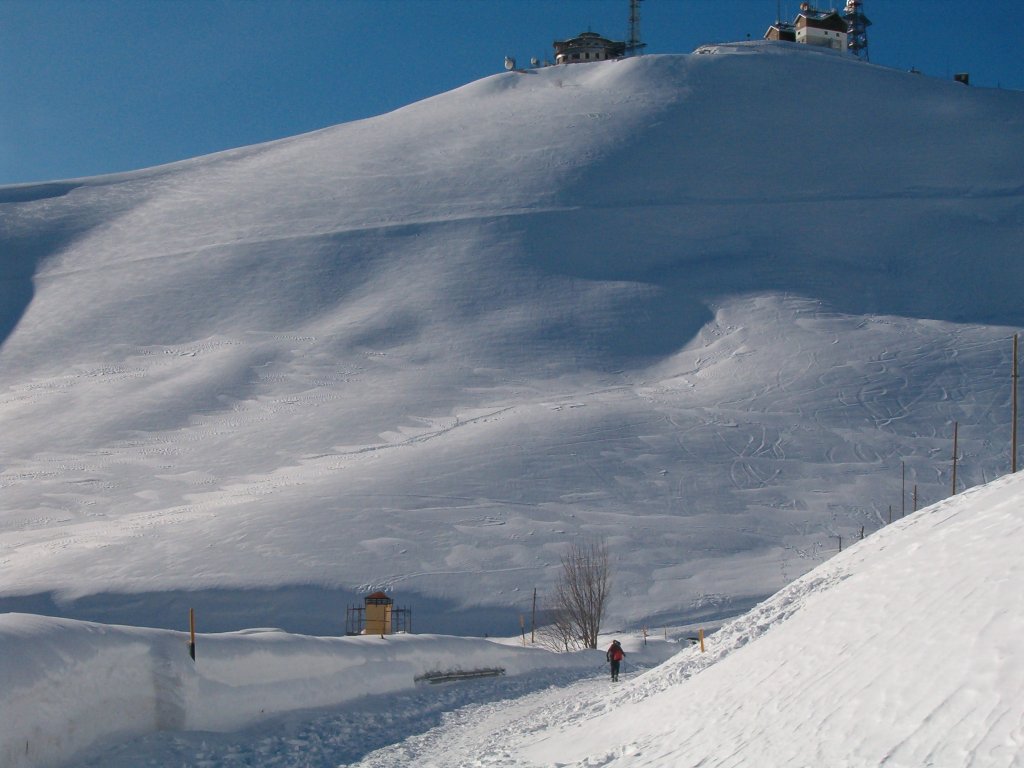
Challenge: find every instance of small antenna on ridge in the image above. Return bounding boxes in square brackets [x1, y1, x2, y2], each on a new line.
[626, 0, 646, 56]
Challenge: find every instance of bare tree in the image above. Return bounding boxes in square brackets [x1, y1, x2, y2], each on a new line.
[554, 537, 612, 649]
[535, 600, 582, 652]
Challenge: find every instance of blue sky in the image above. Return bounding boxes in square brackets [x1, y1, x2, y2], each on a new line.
[1, 0, 1021, 186]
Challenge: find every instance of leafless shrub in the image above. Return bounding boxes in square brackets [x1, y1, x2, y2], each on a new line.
[535, 600, 583, 652]
[553, 537, 611, 650]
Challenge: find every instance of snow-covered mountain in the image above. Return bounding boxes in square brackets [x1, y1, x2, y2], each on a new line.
[1, 42, 1022, 635]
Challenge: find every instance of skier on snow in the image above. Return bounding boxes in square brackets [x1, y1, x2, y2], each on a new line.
[606, 639, 625, 682]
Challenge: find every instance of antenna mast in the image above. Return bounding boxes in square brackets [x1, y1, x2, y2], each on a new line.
[843, 0, 871, 61]
[626, 0, 646, 56]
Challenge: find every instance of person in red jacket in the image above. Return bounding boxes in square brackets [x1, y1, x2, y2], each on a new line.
[606, 639, 625, 681]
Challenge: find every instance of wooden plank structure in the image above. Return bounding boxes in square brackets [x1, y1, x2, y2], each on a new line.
[415, 668, 506, 684]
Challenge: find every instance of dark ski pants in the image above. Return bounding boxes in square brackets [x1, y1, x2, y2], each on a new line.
[610, 660, 620, 681]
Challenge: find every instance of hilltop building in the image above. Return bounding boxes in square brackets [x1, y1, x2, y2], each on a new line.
[796, 6, 849, 50]
[764, 3, 850, 54]
[553, 31, 627, 64]
[765, 21, 796, 43]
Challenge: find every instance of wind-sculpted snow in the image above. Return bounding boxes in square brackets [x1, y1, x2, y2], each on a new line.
[334, 472, 1024, 768]
[513, 471, 1024, 767]
[65, 473, 1021, 768]
[0, 614, 628, 768]
[1, 43, 1022, 634]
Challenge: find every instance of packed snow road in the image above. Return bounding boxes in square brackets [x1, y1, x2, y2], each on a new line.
[349, 672, 617, 768]
[75, 662, 636, 768]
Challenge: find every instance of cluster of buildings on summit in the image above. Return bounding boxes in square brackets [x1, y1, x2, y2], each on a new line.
[765, 1, 870, 59]
[527, 1, 872, 71]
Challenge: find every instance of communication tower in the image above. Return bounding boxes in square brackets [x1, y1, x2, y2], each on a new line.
[843, 0, 871, 60]
[625, 0, 647, 56]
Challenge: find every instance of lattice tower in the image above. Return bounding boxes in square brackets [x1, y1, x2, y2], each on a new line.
[626, 0, 646, 56]
[843, 0, 872, 60]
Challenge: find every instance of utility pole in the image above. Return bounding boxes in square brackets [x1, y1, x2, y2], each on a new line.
[951, 421, 959, 495]
[1013, 333, 1019, 473]
[531, 587, 537, 644]
[901, 461, 906, 517]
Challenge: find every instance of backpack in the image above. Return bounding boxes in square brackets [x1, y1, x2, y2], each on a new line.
[609, 644, 624, 662]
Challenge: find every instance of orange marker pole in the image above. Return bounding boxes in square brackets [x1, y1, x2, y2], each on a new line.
[699, 627, 705, 653]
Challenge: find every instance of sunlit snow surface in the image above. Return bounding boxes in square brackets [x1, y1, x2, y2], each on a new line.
[3, 471, 1021, 767]
[1, 43, 1022, 637]
[360, 473, 1024, 768]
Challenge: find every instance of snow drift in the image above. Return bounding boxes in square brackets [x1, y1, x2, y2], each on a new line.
[0, 616, 618, 768]
[516, 468, 1024, 767]
[40, 467, 1024, 768]
[316, 471, 1024, 767]
[1, 43, 1022, 633]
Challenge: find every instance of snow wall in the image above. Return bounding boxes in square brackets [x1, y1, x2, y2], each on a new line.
[0, 614, 604, 768]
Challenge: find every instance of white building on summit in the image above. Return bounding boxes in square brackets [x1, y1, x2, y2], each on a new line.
[765, 3, 851, 54]
[552, 31, 627, 65]
[795, 5, 849, 51]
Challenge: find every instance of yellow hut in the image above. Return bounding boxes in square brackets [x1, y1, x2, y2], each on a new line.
[364, 591, 393, 635]
[345, 591, 412, 635]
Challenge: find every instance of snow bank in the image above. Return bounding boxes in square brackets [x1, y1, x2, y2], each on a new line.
[521, 472, 1024, 767]
[0, 615, 599, 768]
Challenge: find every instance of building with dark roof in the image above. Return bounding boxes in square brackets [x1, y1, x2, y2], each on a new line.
[553, 31, 627, 65]
[764, 3, 849, 53]
[765, 21, 797, 43]
[795, 4, 849, 51]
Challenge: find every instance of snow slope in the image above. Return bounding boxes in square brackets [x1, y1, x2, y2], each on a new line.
[1, 43, 1023, 633]
[351, 469, 1024, 768]
[519, 471, 1024, 767]
[10, 465, 1021, 768]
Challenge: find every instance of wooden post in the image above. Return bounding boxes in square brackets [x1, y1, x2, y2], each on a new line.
[913, 484, 918, 512]
[188, 608, 196, 661]
[699, 627, 705, 653]
[531, 587, 537, 644]
[860, 525, 865, 540]
[642, 627, 648, 646]
[1013, 333, 1019, 474]
[901, 461, 906, 518]
[888, 504, 892, 525]
[520, 615, 526, 646]
[837, 535, 842, 552]
[951, 421, 959, 495]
